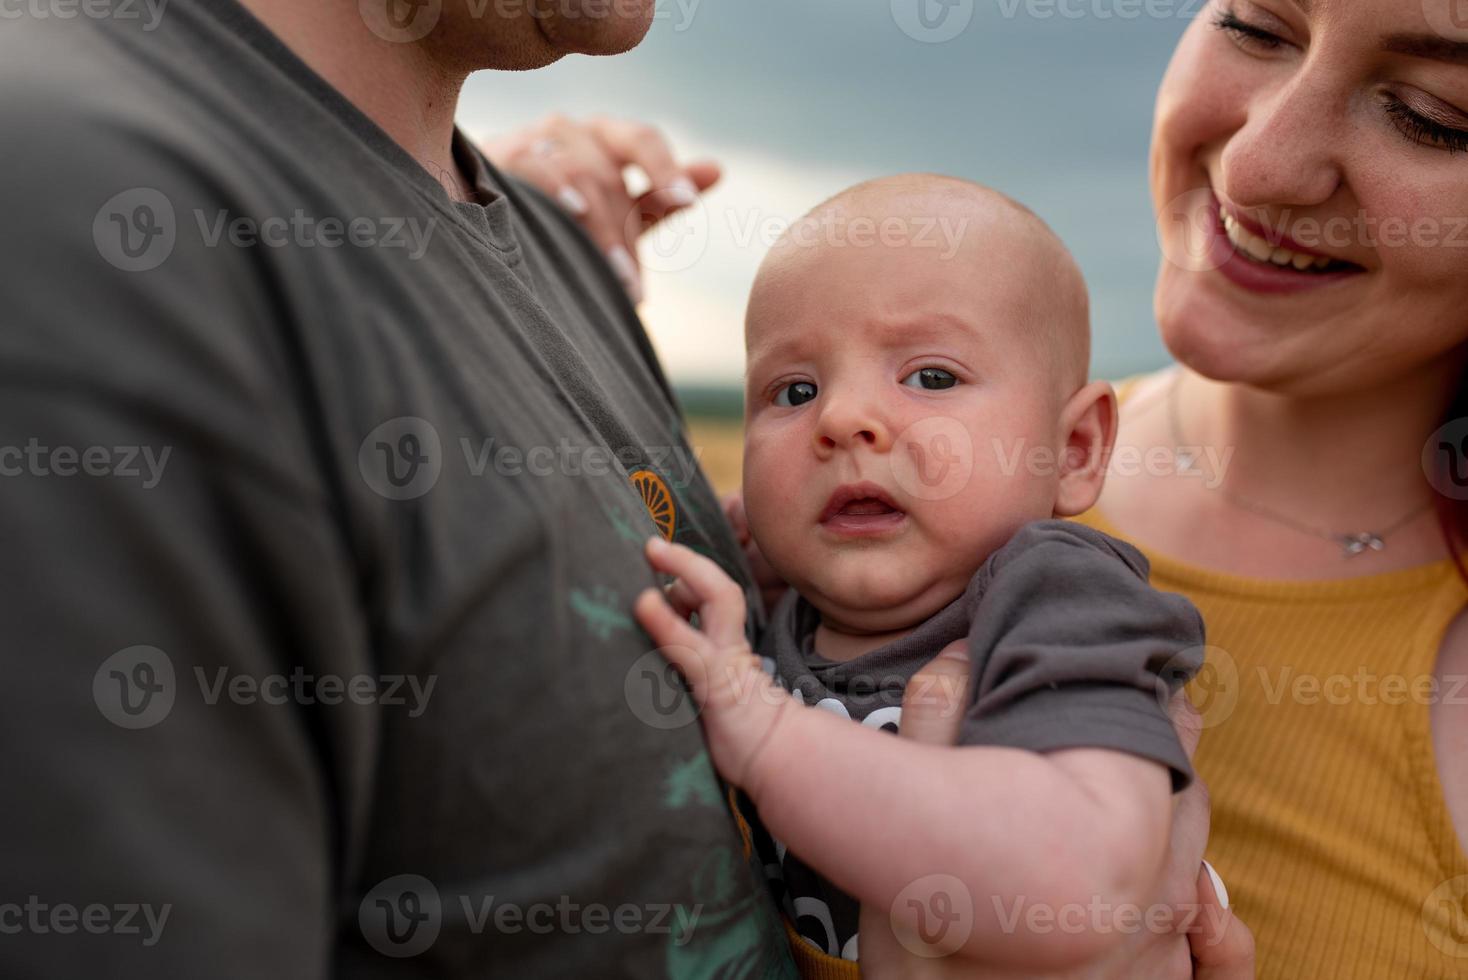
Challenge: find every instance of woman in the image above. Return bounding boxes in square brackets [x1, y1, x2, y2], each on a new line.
[485, 1, 1468, 975]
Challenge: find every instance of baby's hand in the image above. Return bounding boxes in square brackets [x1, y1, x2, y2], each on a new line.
[633, 537, 795, 793]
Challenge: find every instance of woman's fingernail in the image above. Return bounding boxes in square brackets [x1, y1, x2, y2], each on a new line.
[1203, 860, 1230, 910]
[607, 245, 643, 303]
[556, 185, 589, 215]
[665, 177, 698, 207]
[647, 535, 668, 551]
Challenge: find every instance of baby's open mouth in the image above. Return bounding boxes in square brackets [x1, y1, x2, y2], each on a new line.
[837, 499, 898, 516]
[819, 482, 907, 536]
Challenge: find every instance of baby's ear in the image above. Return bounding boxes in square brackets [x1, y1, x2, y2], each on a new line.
[1053, 380, 1117, 517]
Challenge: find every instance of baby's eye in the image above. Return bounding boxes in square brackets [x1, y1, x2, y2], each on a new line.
[774, 381, 818, 407]
[900, 367, 958, 391]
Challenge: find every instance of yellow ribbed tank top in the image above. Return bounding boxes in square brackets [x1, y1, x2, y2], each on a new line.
[1072, 506, 1468, 977]
[1074, 381, 1468, 978]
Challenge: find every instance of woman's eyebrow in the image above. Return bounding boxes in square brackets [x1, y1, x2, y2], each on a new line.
[1382, 33, 1468, 67]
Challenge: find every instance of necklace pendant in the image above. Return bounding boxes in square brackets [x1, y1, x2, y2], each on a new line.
[1339, 532, 1385, 557]
[1175, 449, 1198, 474]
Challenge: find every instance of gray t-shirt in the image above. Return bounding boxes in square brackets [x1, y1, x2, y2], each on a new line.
[0, 1, 794, 977]
[754, 519, 1205, 961]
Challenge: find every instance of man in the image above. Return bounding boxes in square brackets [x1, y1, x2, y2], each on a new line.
[0, 0, 793, 975]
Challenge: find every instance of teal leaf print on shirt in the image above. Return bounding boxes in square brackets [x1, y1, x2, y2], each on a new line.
[569, 585, 632, 641]
[666, 846, 798, 980]
[664, 751, 722, 810]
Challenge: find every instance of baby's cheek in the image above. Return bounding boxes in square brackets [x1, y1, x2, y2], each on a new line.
[740, 448, 790, 540]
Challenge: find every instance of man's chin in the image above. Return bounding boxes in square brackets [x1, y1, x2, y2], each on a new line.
[534, 2, 655, 56]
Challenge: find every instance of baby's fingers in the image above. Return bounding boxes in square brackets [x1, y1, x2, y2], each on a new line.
[633, 587, 705, 655]
[663, 578, 701, 621]
[633, 589, 725, 711]
[642, 537, 747, 649]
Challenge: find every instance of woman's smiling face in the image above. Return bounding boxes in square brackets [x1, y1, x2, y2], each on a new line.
[1152, 0, 1468, 396]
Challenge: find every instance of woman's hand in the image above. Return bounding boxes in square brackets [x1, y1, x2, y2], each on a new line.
[859, 651, 1256, 979]
[480, 115, 721, 303]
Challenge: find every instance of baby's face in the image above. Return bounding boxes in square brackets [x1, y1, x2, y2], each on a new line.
[743, 214, 1077, 634]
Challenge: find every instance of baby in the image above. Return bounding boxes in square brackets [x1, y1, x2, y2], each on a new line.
[633, 175, 1204, 973]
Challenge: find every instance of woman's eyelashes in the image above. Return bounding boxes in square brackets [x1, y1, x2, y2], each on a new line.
[1212, 8, 1287, 52]
[901, 367, 959, 391]
[1381, 95, 1468, 155]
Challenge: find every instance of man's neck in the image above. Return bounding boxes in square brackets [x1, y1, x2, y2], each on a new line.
[235, 0, 473, 201]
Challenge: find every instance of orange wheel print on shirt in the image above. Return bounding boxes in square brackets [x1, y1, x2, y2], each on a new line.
[630, 469, 677, 541]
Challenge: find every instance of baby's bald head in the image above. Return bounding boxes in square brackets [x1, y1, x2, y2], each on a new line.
[748, 174, 1091, 396]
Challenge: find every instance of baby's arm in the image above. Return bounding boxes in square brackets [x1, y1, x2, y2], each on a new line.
[633, 536, 1172, 970]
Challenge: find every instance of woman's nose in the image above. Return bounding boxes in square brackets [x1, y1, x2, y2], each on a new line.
[813, 395, 891, 455]
[1219, 66, 1345, 214]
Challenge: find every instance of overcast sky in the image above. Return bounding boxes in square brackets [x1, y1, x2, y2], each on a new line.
[460, 0, 1199, 386]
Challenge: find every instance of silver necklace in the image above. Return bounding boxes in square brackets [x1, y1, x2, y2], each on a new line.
[1167, 372, 1433, 557]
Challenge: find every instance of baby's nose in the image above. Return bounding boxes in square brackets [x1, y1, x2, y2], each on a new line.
[814, 398, 890, 453]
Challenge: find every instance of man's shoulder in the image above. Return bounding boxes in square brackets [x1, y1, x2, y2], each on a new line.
[1, 21, 256, 216]
[0, 5, 336, 219]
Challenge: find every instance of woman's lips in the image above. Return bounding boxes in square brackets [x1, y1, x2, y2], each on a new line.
[1199, 194, 1364, 295]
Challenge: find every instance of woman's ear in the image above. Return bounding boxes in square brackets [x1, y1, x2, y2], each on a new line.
[1053, 380, 1118, 517]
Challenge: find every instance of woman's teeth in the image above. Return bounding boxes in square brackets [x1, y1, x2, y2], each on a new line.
[1221, 212, 1335, 271]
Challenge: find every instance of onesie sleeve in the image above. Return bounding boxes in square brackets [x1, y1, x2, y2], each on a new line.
[958, 520, 1205, 790]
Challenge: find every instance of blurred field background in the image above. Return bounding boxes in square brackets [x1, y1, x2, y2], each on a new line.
[675, 384, 743, 497]
[685, 415, 744, 498]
